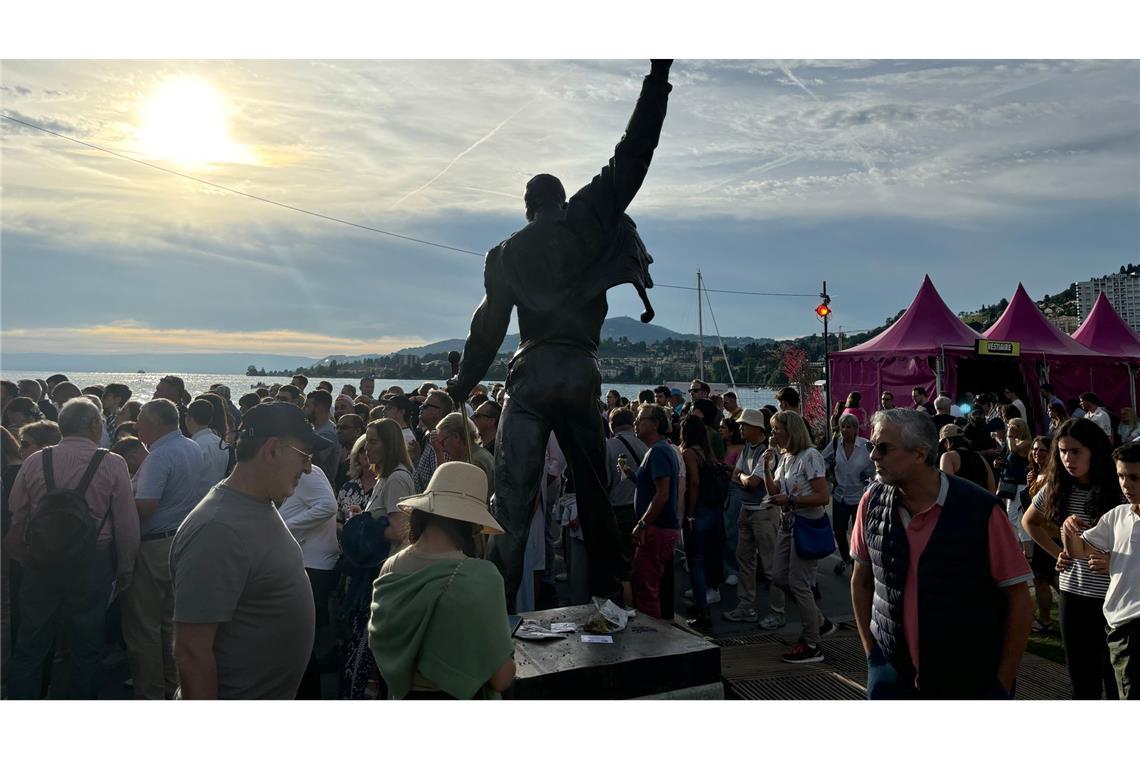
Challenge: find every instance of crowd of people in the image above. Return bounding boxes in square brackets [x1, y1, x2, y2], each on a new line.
[1, 372, 1137, 700]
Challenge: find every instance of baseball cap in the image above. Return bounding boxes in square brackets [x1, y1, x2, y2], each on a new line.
[938, 424, 964, 442]
[670, 388, 684, 398]
[379, 393, 413, 414]
[237, 402, 332, 451]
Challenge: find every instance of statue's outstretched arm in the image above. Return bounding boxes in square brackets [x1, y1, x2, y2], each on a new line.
[451, 248, 512, 403]
[568, 60, 672, 240]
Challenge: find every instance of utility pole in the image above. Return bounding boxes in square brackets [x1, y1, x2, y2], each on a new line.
[697, 270, 705, 381]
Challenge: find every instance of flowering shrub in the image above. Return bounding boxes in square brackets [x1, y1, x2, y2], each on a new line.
[778, 344, 826, 440]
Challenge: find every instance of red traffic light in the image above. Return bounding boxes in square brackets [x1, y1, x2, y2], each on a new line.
[815, 303, 831, 318]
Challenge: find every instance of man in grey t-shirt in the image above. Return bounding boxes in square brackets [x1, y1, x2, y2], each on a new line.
[171, 402, 330, 699]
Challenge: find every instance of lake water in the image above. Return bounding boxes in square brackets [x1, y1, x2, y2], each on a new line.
[2, 370, 779, 409]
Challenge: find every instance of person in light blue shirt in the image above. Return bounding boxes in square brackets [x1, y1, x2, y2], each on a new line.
[122, 398, 208, 699]
[821, 413, 875, 576]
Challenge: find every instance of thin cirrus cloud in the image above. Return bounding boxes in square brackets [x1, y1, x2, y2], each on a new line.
[1, 59, 1138, 354]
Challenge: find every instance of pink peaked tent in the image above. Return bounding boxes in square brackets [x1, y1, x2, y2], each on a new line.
[830, 275, 984, 421]
[1071, 292, 1140, 411]
[983, 283, 1108, 426]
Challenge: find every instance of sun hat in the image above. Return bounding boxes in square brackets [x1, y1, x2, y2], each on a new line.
[399, 461, 503, 534]
[738, 408, 767, 429]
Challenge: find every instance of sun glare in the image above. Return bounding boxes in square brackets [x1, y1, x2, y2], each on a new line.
[137, 76, 250, 166]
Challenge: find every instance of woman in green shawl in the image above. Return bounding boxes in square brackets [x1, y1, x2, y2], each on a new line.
[368, 461, 516, 699]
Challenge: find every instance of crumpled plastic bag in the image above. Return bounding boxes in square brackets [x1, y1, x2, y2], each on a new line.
[514, 621, 568, 640]
[582, 597, 633, 634]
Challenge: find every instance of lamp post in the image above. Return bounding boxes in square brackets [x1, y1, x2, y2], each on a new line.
[816, 282, 832, 438]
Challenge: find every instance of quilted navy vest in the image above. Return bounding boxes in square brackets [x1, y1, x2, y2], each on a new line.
[864, 473, 1006, 698]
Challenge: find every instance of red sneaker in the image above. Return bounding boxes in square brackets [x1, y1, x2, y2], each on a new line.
[781, 640, 824, 664]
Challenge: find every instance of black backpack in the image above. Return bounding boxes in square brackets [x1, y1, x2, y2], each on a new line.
[25, 447, 110, 573]
[697, 452, 732, 510]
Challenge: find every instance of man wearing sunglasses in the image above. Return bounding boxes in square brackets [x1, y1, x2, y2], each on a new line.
[412, 389, 454, 491]
[171, 402, 330, 699]
[850, 408, 1034, 699]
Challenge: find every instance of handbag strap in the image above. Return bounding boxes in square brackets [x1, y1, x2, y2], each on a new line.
[616, 433, 640, 461]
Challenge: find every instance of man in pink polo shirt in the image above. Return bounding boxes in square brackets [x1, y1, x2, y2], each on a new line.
[850, 408, 1034, 699]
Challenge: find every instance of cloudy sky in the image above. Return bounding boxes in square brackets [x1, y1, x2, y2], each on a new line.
[3, 57, 1139, 357]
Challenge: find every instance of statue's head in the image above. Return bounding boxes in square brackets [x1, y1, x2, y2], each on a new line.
[524, 174, 567, 221]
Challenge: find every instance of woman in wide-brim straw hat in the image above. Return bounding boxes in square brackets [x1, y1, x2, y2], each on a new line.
[367, 462, 516, 699]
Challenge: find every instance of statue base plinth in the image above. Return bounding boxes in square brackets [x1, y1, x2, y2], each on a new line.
[505, 604, 722, 700]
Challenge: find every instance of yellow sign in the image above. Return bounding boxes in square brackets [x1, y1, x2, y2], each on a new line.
[975, 339, 1021, 357]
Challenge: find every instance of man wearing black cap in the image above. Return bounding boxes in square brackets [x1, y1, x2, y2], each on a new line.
[448, 60, 673, 607]
[170, 402, 330, 699]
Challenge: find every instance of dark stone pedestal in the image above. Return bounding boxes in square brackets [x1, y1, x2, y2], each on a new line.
[505, 604, 722, 700]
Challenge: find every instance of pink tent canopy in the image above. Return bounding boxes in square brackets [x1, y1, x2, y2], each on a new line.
[983, 283, 1101, 358]
[1071, 292, 1140, 412]
[984, 284, 1115, 424]
[837, 275, 983, 357]
[830, 276, 984, 425]
[1072, 292, 1140, 359]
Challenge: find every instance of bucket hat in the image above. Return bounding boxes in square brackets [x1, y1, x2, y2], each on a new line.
[399, 461, 503, 534]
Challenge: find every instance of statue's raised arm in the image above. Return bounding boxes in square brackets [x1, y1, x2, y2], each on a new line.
[564, 59, 673, 247]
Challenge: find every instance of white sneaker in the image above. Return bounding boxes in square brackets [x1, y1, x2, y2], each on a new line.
[725, 574, 739, 586]
[758, 612, 786, 630]
[706, 589, 722, 605]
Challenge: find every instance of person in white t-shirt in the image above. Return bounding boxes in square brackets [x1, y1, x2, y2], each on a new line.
[1079, 393, 1114, 441]
[1003, 387, 1028, 427]
[278, 465, 339, 698]
[186, 398, 229, 493]
[763, 410, 834, 663]
[1062, 441, 1140, 699]
[363, 419, 417, 558]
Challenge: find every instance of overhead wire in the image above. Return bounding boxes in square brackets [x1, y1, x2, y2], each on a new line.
[2, 111, 818, 298]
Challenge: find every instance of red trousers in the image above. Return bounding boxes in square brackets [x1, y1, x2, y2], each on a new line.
[631, 526, 678, 619]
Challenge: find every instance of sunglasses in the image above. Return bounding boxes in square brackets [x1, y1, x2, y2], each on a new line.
[868, 442, 900, 456]
[283, 443, 313, 465]
[421, 404, 445, 412]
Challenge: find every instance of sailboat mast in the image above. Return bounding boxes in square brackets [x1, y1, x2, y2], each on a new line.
[697, 271, 705, 381]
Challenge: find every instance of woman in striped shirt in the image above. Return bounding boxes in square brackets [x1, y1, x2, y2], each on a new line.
[1023, 418, 1123, 699]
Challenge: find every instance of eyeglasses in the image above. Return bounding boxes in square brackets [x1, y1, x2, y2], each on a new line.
[283, 443, 313, 465]
[868, 442, 900, 456]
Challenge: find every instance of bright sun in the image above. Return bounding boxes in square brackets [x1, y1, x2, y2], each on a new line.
[137, 76, 249, 166]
